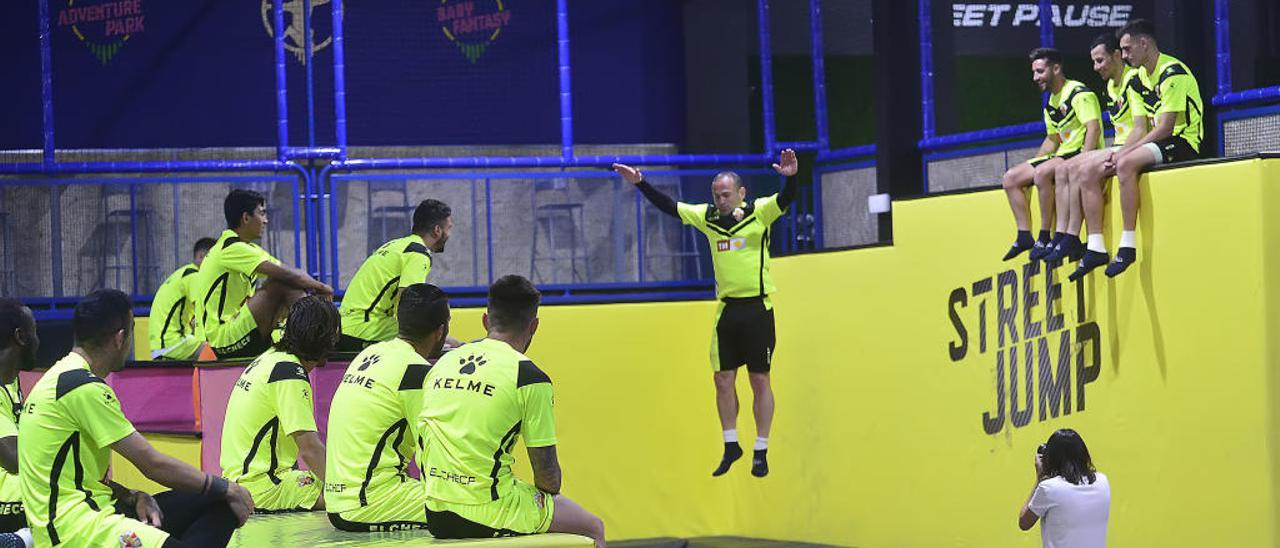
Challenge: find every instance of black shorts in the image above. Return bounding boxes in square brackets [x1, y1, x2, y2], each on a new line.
[0, 501, 24, 532]
[1149, 135, 1198, 164]
[713, 297, 776, 373]
[327, 512, 428, 533]
[335, 334, 377, 353]
[423, 507, 524, 539]
[210, 328, 271, 360]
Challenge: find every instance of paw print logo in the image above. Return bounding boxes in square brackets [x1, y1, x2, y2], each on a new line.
[459, 355, 487, 375]
[357, 354, 380, 371]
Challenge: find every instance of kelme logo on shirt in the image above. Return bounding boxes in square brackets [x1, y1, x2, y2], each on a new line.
[716, 238, 747, 252]
[459, 355, 487, 375]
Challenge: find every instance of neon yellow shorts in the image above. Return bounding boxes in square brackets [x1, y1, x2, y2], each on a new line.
[208, 302, 271, 359]
[38, 506, 170, 547]
[243, 469, 322, 513]
[329, 478, 428, 532]
[424, 480, 554, 536]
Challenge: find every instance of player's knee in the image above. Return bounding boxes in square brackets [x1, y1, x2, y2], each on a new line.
[1001, 169, 1023, 190]
[713, 372, 736, 391]
[587, 513, 605, 540]
[747, 372, 771, 391]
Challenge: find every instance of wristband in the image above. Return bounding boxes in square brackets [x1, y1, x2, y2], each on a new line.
[209, 476, 229, 499]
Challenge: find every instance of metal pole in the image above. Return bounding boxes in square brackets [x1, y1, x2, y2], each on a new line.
[38, 0, 55, 168]
[809, 0, 830, 149]
[274, 0, 289, 162]
[556, 0, 573, 159]
[331, 0, 349, 161]
[757, 0, 777, 156]
[1038, 0, 1053, 47]
[918, 0, 935, 139]
[1214, 0, 1231, 97]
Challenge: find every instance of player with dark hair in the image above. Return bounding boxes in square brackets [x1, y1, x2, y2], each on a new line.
[326, 284, 451, 532]
[220, 296, 341, 513]
[192, 189, 333, 360]
[338, 199, 456, 352]
[418, 275, 605, 547]
[20, 289, 253, 547]
[1071, 18, 1204, 279]
[0, 299, 38, 546]
[149, 238, 217, 360]
[1000, 48, 1103, 263]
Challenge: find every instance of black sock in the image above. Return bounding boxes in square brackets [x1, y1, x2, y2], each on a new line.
[712, 443, 743, 477]
[751, 449, 769, 477]
[1003, 230, 1036, 261]
[1069, 250, 1109, 281]
[1037, 230, 1052, 244]
[1105, 247, 1137, 278]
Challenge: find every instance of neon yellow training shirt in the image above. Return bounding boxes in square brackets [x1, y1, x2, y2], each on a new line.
[339, 235, 432, 343]
[325, 338, 431, 513]
[676, 195, 786, 300]
[418, 338, 556, 504]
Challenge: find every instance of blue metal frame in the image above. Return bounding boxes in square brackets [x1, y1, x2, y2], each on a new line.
[3, 175, 305, 301]
[1215, 103, 1280, 157]
[324, 168, 771, 292]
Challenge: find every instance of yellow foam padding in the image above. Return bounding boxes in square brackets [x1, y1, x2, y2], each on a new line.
[133, 316, 151, 361]
[434, 158, 1279, 546]
[228, 512, 592, 546]
[111, 433, 203, 494]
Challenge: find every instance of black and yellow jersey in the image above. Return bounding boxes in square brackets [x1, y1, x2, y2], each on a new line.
[339, 235, 432, 343]
[18, 353, 136, 546]
[1138, 53, 1204, 152]
[417, 338, 555, 505]
[325, 338, 430, 513]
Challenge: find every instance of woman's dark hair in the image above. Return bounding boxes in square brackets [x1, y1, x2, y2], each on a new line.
[1041, 429, 1097, 485]
[274, 296, 341, 362]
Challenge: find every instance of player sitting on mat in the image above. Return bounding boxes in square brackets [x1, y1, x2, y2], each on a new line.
[193, 189, 333, 360]
[326, 284, 451, 532]
[20, 289, 253, 547]
[221, 296, 339, 513]
[418, 275, 606, 547]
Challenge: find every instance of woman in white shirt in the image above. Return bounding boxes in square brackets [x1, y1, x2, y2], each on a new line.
[1018, 429, 1111, 548]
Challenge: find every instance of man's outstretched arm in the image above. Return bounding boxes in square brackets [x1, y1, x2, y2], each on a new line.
[614, 163, 678, 217]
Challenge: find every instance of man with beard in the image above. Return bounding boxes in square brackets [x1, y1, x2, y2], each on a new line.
[338, 199, 456, 352]
[0, 298, 38, 546]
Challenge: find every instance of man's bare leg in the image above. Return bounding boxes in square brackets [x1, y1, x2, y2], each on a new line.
[748, 372, 774, 477]
[1069, 149, 1116, 281]
[1105, 147, 1158, 277]
[711, 370, 742, 476]
[1029, 157, 1064, 261]
[246, 278, 306, 339]
[549, 495, 606, 548]
[1001, 162, 1038, 260]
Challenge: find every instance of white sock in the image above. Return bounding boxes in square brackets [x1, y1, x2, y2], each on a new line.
[1119, 231, 1137, 249]
[15, 528, 31, 548]
[1087, 234, 1107, 253]
[723, 429, 738, 444]
[754, 437, 769, 451]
